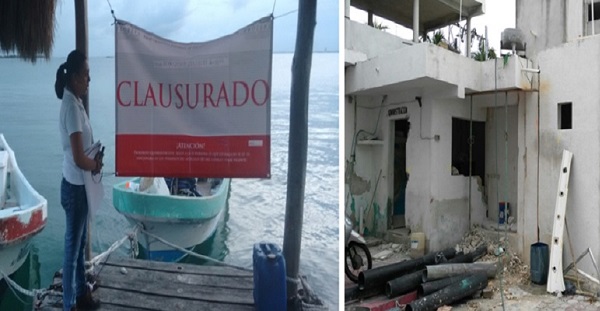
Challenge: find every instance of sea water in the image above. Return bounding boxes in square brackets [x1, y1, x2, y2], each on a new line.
[0, 53, 339, 310]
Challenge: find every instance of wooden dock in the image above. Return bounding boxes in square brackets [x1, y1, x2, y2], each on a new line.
[36, 257, 255, 310]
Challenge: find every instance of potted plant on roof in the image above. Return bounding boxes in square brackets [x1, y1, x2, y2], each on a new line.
[432, 31, 448, 49]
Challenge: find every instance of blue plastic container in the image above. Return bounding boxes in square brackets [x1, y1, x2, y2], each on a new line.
[499, 202, 509, 224]
[530, 242, 549, 284]
[253, 242, 287, 311]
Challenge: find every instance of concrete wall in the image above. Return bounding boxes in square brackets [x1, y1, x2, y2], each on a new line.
[345, 95, 386, 234]
[567, 0, 584, 40]
[485, 103, 519, 225]
[345, 19, 414, 61]
[345, 93, 418, 235]
[516, 0, 599, 58]
[519, 36, 600, 275]
[422, 98, 487, 251]
[345, 88, 492, 250]
[516, 0, 567, 59]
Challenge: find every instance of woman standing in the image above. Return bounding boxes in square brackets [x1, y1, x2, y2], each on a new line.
[55, 49, 102, 311]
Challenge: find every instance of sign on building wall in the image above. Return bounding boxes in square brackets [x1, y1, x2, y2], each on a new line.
[115, 17, 273, 178]
[388, 106, 407, 117]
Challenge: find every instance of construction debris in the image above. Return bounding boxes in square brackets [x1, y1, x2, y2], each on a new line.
[346, 228, 600, 311]
[455, 227, 530, 290]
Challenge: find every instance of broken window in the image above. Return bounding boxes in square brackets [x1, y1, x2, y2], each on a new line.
[558, 102, 572, 130]
[451, 118, 485, 182]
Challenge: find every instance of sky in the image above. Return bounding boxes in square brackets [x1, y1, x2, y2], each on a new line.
[52, 0, 339, 57]
[349, 0, 516, 55]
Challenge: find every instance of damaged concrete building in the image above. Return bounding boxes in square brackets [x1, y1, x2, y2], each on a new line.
[344, 0, 600, 277]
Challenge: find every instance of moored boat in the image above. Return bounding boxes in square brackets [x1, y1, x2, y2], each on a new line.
[112, 177, 230, 262]
[0, 134, 47, 278]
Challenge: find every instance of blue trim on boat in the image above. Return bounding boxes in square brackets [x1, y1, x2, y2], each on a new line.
[141, 247, 190, 262]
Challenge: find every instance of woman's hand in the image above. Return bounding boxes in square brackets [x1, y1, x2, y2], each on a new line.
[92, 151, 104, 175]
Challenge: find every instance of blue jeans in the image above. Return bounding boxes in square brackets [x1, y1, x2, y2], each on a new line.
[61, 178, 89, 311]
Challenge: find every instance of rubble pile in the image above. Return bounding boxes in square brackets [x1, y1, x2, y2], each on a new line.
[455, 227, 530, 289]
[371, 242, 410, 263]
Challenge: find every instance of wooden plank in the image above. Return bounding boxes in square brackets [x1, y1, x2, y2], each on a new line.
[547, 150, 573, 294]
[37, 304, 150, 311]
[94, 287, 254, 311]
[96, 267, 254, 304]
[98, 263, 253, 290]
[103, 257, 253, 277]
[38, 258, 255, 310]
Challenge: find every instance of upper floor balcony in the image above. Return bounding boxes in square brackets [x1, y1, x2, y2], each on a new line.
[345, 0, 535, 96]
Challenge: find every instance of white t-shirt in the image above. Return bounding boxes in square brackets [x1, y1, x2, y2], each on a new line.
[60, 88, 93, 185]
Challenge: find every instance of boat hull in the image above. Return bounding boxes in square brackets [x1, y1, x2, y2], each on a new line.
[113, 178, 230, 262]
[0, 134, 47, 278]
[125, 207, 224, 262]
[0, 241, 30, 277]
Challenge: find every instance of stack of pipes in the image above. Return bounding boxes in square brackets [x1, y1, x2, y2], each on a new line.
[348, 245, 497, 311]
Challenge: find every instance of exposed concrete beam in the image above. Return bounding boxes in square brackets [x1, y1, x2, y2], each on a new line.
[423, 12, 464, 32]
[437, 0, 482, 19]
[437, 0, 464, 15]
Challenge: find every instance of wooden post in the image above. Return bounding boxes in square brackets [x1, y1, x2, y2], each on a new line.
[75, 0, 92, 262]
[75, 0, 89, 115]
[282, 0, 316, 300]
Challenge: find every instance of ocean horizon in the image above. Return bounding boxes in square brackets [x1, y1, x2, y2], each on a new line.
[0, 53, 339, 310]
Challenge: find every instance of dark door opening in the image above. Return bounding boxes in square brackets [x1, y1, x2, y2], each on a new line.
[392, 119, 409, 229]
[451, 118, 485, 183]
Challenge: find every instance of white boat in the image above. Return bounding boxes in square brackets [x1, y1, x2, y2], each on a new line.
[0, 134, 48, 278]
[113, 178, 230, 262]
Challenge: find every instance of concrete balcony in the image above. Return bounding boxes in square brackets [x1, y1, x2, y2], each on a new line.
[345, 19, 415, 66]
[346, 39, 535, 97]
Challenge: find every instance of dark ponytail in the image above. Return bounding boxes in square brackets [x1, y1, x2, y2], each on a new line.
[54, 63, 67, 99]
[54, 50, 87, 99]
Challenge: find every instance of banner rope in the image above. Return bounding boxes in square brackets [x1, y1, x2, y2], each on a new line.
[275, 9, 298, 19]
[139, 228, 252, 272]
[106, 0, 117, 24]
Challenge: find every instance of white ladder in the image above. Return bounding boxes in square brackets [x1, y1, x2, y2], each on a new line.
[546, 150, 573, 294]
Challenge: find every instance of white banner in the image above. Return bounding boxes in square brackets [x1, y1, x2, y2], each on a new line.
[115, 17, 273, 178]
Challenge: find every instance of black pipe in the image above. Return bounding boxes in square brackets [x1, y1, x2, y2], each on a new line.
[359, 248, 456, 290]
[445, 253, 473, 264]
[418, 274, 470, 296]
[422, 248, 456, 265]
[446, 245, 487, 264]
[386, 270, 424, 298]
[423, 262, 497, 282]
[345, 284, 384, 302]
[406, 273, 488, 311]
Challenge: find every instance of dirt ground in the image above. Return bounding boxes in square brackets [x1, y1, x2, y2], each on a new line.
[345, 228, 600, 311]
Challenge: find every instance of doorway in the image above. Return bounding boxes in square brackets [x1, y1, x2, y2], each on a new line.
[392, 119, 409, 229]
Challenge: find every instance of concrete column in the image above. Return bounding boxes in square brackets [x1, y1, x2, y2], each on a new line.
[413, 0, 420, 42]
[345, 0, 350, 19]
[466, 17, 472, 57]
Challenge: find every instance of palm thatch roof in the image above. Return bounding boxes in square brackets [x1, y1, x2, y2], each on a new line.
[0, 0, 57, 63]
